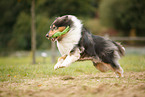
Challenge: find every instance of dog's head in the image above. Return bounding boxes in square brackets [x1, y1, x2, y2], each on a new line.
[46, 15, 73, 41]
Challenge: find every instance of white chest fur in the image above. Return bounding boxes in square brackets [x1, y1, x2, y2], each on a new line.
[57, 40, 77, 55]
[57, 16, 82, 56]
[57, 28, 81, 55]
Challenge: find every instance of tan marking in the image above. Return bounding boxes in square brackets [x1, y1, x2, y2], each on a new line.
[58, 55, 67, 62]
[49, 30, 55, 37]
[94, 62, 123, 77]
[58, 27, 66, 32]
[94, 62, 110, 72]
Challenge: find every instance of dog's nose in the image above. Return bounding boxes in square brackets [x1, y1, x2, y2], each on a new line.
[46, 34, 49, 38]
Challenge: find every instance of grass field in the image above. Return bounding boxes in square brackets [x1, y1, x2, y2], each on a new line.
[0, 54, 145, 97]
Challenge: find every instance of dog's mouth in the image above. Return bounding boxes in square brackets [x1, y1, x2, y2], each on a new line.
[51, 37, 59, 42]
[46, 35, 59, 42]
[46, 26, 70, 42]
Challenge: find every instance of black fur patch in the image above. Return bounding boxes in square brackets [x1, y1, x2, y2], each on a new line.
[52, 15, 73, 27]
[78, 27, 124, 69]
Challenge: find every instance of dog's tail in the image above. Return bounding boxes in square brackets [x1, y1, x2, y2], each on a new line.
[112, 41, 125, 57]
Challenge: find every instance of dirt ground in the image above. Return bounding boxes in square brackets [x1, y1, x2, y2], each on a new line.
[0, 72, 145, 97]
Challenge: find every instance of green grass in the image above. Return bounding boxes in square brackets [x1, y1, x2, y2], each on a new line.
[0, 54, 145, 82]
[120, 54, 145, 71]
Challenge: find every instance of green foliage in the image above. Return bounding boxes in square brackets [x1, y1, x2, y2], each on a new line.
[82, 18, 105, 35]
[37, 0, 97, 17]
[12, 12, 31, 50]
[36, 15, 54, 49]
[0, 0, 24, 51]
[99, 0, 145, 36]
[0, 0, 100, 51]
[11, 13, 54, 50]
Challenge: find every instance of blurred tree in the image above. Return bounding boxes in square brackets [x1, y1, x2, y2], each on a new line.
[31, 0, 36, 64]
[99, 0, 145, 36]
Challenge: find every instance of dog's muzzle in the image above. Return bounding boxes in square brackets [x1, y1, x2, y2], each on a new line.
[45, 33, 57, 42]
[45, 34, 50, 39]
[45, 34, 49, 38]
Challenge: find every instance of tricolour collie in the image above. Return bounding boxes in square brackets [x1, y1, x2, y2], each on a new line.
[46, 15, 125, 77]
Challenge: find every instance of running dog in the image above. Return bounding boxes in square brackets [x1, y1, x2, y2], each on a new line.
[46, 15, 125, 77]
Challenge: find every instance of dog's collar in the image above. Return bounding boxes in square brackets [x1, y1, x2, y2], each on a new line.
[50, 26, 70, 38]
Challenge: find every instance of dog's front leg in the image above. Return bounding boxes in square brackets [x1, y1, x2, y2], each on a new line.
[56, 48, 81, 69]
[54, 55, 67, 70]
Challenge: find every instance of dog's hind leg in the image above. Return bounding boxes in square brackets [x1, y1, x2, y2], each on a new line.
[93, 62, 110, 72]
[93, 61, 124, 77]
[110, 61, 124, 78]
[111, 51, 124, 77]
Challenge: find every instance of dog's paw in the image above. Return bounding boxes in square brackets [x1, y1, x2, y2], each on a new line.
[54, 64, 66, 70]
[116, 74, 124, 78]
[54, 62, 62, 70]
[115, 72, 124, 78]
[59, 65, 66, 68]
[54, 65, 59, 70]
